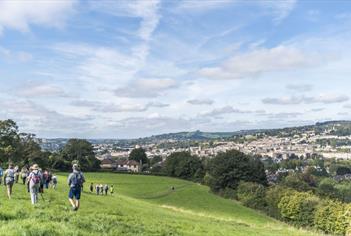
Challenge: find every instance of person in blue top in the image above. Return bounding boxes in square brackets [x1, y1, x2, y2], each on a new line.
[0, 166, 3, 185]
[67, 164, 85, 211]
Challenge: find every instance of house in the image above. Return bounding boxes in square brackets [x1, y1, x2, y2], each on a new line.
[116, 160, 140, 172]
[100, 158, 117, 169]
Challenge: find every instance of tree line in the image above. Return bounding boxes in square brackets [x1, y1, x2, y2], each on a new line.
[0, 120, 100, 171]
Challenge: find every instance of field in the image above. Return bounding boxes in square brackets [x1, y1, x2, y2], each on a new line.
[0, 173, 322, 236]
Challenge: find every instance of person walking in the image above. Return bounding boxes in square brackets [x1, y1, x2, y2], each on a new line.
[110, 184, 114, 195]
[0, 165, 3, 185]
[21, 166, 29, 185]
[99, 184, 103, 195]
[96, 184, 100, 195]
[67, 164, 85, 211]
[52, 174, 57, 190]
[14, 165, 19, 183]
[4, 163, 16, 199]
[27, 164, 42, 205]
[90, 183, 93, 193]
[103, 184, 109, 195]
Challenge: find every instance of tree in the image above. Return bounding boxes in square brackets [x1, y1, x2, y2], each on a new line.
[236, 181, 266, 210]
[0, 119, 20, 163]
[207, 150, 267, 192]
[281, 173, 312, 192]
[317, 178, 340, 199]
[60, 139, 100, 171]
[129, 147, 148, 165]
[164, 152, 204, 181]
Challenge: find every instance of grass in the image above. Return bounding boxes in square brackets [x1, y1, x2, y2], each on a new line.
[0, 172, 323, 236]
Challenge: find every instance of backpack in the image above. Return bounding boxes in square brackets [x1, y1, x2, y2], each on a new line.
[0, 168, 3, 177]
[5, 169, 15, 184]
[71, 172, 83, 187]
[31, 172, 41, 185]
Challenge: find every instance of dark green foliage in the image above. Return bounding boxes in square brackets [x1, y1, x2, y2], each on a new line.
[59, 139, 100, 171]
[317, 178, 340, 199]
[164, 152, 204, 181]
[236, 182, 266, 210]
[0, 119, 49, 168]
[207, 150, 267, 193]
[336, 166, 351, 175]
[129, 148, 148, 165]
[265, 185, 290, 219]
[281, 173, 312, 192]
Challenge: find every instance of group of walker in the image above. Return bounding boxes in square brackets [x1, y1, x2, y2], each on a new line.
[0, 163, 58, 204]
[0, 163, 91, 212]
[90, 183, 114, 195]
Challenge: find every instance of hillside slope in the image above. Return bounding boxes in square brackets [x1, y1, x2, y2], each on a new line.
[0, 173, 321, 236]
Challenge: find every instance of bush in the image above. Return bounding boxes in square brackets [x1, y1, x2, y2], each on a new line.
[265, 185, 290, 219]
[278, 191, 319, 227]
[236, 181, 266, 210]
[314, 200, 351, 235]
[281, 173, 312, 192]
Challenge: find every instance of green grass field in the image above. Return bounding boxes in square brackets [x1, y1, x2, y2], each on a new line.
[0, 173, 323, 236]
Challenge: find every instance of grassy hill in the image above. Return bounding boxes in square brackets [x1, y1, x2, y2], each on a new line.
[0, 173, 322, 236]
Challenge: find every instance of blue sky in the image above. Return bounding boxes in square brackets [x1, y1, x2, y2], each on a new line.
[1, 0, 351, 138]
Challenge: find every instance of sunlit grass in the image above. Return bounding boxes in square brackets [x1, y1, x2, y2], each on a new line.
[0, 173, 322, 236]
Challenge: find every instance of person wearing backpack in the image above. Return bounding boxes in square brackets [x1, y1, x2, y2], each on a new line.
[4, 163, 16, 199]
[27, 164, 42, 205]
[67, 164, 85, 211]
[0, 166, 3, 185]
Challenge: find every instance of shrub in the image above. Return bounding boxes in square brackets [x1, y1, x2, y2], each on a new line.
[314, 200, 351, 235]
[278, 191, 319, 227]
[281, 173, 312, 192]
[265, 185, 291, 219]
[236, 181, 266, 210]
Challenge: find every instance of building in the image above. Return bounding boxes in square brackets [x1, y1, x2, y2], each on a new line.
[116, 160, 141, 172]
[100, 158, 117, 169]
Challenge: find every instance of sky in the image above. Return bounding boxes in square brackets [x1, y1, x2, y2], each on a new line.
[1, 0, 351, 138]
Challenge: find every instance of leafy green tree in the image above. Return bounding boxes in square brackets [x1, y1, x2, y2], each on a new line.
[281, 173, 312, 192]
[0, 119, 20, 163]
[317, 178, 340, 199]
[60, 139, 100, 171]
[164, 152, 204, 181]
[129, 147, 148, 165]
[207, 150, 267, 192]
[265, 185, 290, 219]
[236, 181, 266, 210]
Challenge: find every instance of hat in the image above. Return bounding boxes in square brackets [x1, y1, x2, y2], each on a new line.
[32, 164, 39, 170]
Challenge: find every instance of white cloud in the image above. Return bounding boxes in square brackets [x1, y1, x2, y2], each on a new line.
[260, 0, 297, 23]
[286, 84, 313, 92]
[176, 0, 234, 12]
[89, 0, 160, 41]
[203, 106, 265, 117]
[199, 46, 316, 80]
[14, 83, 70, 98]
[0, 0, 76, 34]
[187, 99, 214, 105]
[114, 78, 178, 98]
[262, 94, 349, 105]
